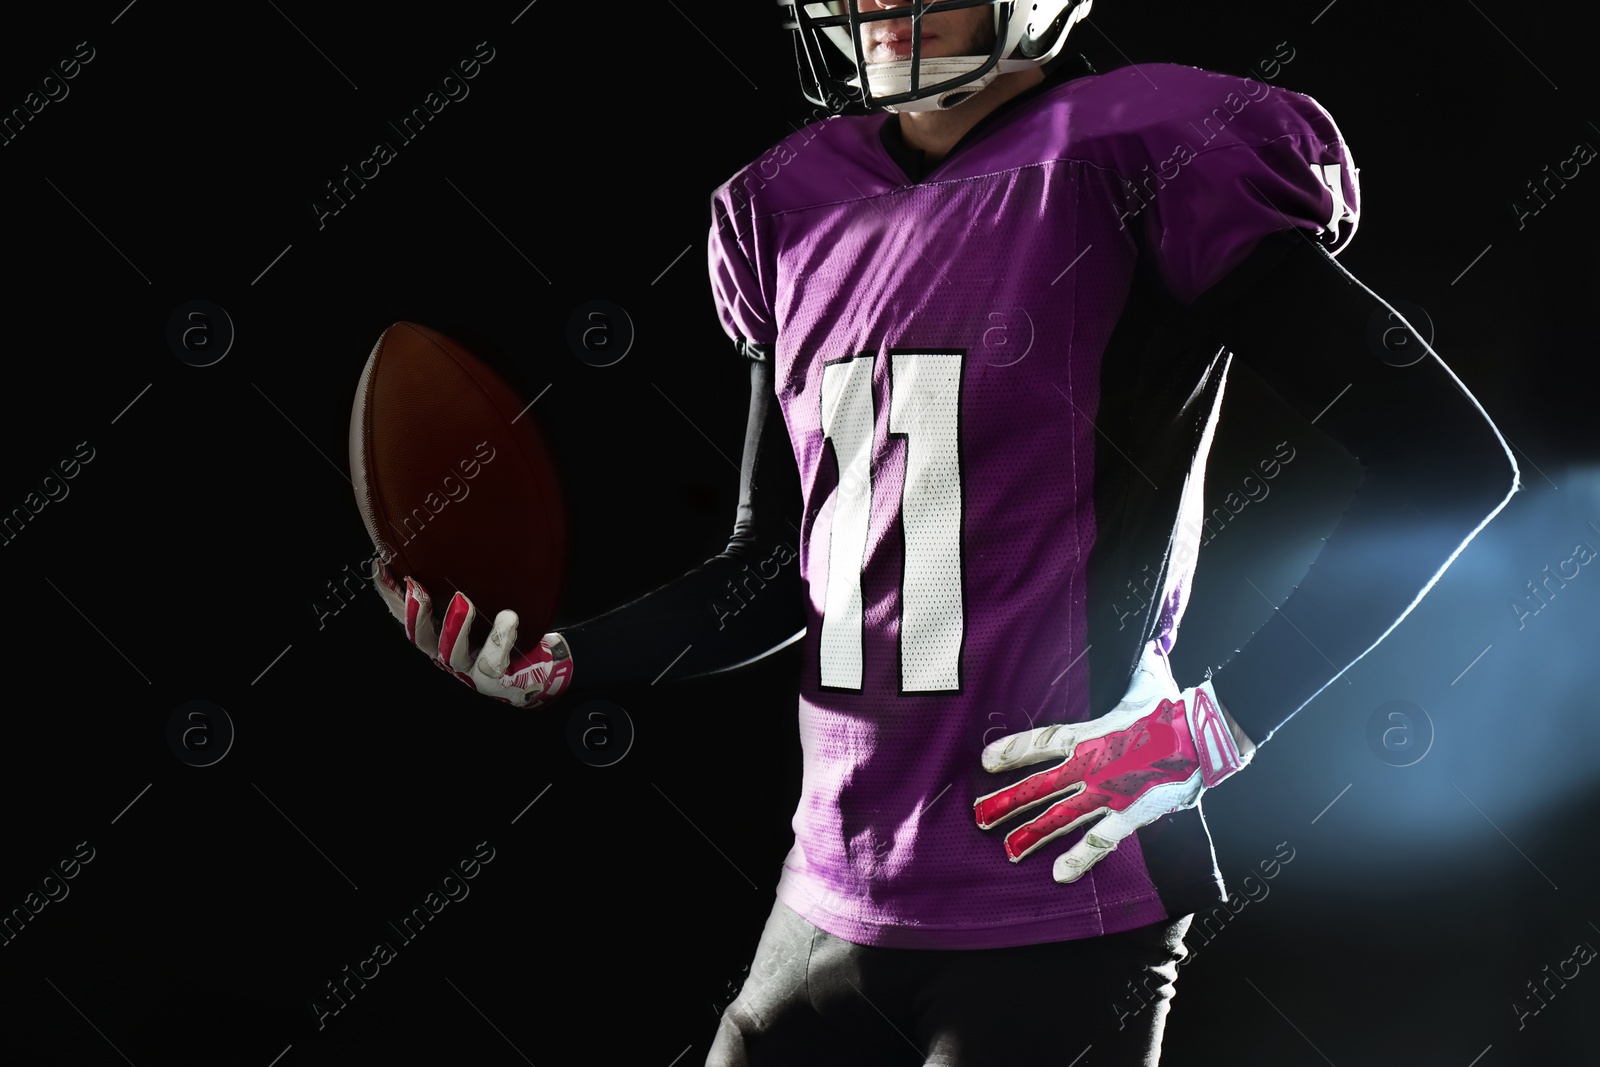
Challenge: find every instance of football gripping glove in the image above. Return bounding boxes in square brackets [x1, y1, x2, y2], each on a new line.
[974, 649, 1249, 884]
[371, 561, 573, 709]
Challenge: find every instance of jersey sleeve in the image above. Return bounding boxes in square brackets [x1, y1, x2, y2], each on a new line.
[1121, 73, 1359, 306]
[709, 170, 779, 348]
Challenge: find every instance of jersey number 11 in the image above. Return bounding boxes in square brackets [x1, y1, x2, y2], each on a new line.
[818, 350, 964, 694]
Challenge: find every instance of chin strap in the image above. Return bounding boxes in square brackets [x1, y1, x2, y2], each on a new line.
[861, 57, 1002, 112]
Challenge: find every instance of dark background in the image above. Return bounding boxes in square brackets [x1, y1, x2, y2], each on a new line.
[0, 2, 1596, 1064]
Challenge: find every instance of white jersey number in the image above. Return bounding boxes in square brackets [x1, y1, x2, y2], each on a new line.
[817, 351, 964, 692]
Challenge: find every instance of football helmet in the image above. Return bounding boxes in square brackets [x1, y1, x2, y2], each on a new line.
[780, 0, 1096, 113]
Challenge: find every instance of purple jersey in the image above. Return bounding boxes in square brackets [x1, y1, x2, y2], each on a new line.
[707, 63, 1358, 949]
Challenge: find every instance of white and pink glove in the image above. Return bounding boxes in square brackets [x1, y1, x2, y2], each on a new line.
[371, 561, 573, 708]
[975, 645, 1252, 883]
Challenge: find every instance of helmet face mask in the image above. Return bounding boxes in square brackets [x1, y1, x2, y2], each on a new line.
[780, 0, 1096, 114]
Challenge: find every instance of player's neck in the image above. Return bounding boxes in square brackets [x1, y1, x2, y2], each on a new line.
[895, 67, 1046, 165]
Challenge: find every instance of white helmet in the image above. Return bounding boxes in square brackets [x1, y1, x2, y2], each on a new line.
[780, 0, 1095, 113]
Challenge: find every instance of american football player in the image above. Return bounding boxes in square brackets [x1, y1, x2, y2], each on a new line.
[375, 2, 1518, 1062]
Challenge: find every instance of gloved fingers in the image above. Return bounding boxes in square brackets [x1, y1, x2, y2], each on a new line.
[1052, 808, 1141, 883]
[405, 577, 440, 655]
[371, 559, 406, 623]
[1051, 777, 1204, 882]
[1001, 790, 1107, 862]
[974, 757, 1089, 830]
[980, 721, 1083, 773]
[477, 609, 520, 682]
[439, 591, 479, 673]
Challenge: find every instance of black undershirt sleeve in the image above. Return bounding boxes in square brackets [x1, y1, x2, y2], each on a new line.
[1193, 231, 1519, 744]
[556, 348, 806, 693]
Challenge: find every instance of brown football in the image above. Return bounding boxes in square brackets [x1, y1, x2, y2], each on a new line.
[349, 321, 566, 640]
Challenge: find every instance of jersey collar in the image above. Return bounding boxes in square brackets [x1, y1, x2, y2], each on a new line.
[876, 53, 1096, 184]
